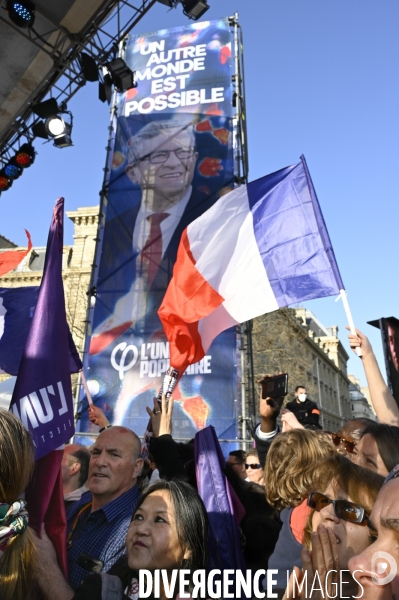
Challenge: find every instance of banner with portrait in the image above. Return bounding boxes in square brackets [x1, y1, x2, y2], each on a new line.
[78, 19, 238, 442]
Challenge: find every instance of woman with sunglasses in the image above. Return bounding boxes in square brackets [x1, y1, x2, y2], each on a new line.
[331, 418, 373, 458]
[284, 454, 384, 599]
[245, 449, 264, 486]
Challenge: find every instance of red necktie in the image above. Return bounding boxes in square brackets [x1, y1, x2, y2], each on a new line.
[141, 212, 168, 287]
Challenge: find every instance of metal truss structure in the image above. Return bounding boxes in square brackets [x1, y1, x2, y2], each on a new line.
[0, 0, 157, 164]
[229, 13, 256, 445]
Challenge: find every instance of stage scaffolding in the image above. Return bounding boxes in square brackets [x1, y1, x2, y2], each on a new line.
[0, 0, 157, 163]
[230, 13, 256, 447]
[75, 13, 255, 447]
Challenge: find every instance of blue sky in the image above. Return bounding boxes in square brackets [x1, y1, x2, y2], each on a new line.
[2, 0, 398, 387]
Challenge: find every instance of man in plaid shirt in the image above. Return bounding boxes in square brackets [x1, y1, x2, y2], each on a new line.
[34, 425, 143, 594]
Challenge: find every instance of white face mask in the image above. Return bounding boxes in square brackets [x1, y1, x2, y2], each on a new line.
[297, 393, 307, 402]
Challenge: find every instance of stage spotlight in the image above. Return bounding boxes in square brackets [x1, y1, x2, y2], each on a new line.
[182, 0, 210, 20]
[46, 116, 66, 137]
[79, 52, 99, 82]
[46, 115, 73, 148]
[0, 171, 13, 192]
[14, 143, 35, 168]
[6, 0, 35, 29]
[31, 120, 49, 139]
[99, 73, 113, 104]
[32, 98, 59, 120]
[103, 58, 136, 93]
[156, 0, 174, 6]
[4, 162, 22, 180]
[0, 144, 35, 194]
[31, 99, 73, 147]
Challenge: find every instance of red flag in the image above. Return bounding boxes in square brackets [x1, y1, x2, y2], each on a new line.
[26, 451, 68, 576]
[0, 229, 32, 276]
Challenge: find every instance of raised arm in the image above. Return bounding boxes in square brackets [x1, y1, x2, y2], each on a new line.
[348, 327, 399, 425]
[254, 375, 284, 468]
[147, 395, 189, 481]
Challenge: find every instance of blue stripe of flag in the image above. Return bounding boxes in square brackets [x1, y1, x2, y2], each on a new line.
[247, 157, 344, 308]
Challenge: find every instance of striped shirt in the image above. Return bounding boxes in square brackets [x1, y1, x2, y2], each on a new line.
[67, 485, 140, 590]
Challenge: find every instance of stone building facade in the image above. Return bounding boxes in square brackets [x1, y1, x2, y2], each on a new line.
[348, 375, 377, 421]
[252, 307, 352, 431]
[0, 206, 98, 383]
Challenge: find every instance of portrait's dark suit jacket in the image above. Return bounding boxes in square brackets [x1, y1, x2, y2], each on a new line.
[95, 187, 215, 331]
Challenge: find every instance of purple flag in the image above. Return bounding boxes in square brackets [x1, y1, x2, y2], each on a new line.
[9, 198, 81, 459]
[0, 287, 81, 377]
[195, 426, 248, 581]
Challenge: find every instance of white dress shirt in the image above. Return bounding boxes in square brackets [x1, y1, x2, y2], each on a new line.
[132, 186, 192, 257]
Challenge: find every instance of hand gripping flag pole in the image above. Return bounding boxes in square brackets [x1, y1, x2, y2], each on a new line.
[141, 366, 179, 459]
[80, 370, 93, 405]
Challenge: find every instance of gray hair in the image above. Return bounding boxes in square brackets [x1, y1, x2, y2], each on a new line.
[127, 119, 195, 167]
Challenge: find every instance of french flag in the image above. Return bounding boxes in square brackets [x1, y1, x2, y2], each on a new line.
[158, 156, 344, 373]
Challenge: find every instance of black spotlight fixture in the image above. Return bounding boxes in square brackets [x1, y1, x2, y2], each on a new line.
[0, 170, 13, 192]
[181, 0, 210, 20]
[99, 71, 113, 104]
[0, 143, 35, 194]
[2, 143, 35, 180]
[31, 120, 49, 140]
[103, 58, 136, 93]
[31, 99, 73, 148]
[32, 98, 59, 120]
[79, 52, 99, 82]
[156, 0, 174, 5]
[6, 0, 35, 28]
[3, 161, 22, 181]
[13, 143, 35, 168]
[46, 114, 73, 148]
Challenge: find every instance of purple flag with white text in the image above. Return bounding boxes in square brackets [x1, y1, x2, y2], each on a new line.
[9, 198, 81, 458]
[9, 198, 81, 578]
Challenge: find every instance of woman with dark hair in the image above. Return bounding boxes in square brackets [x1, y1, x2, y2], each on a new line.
[351, 422, 399, 476]
[70, 479, 209, 600]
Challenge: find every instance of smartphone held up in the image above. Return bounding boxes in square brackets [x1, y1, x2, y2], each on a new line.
[261, 373, 289, 400]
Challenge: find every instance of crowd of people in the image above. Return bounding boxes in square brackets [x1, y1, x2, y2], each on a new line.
[1, 328, 399, 599]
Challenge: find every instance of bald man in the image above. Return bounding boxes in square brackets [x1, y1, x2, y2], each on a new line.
[62, 444, 90, 509]
[66, 426, 143, 590]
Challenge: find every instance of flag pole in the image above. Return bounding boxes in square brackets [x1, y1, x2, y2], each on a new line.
[339, 289, 362, 357]
[80, 369, 93, 405]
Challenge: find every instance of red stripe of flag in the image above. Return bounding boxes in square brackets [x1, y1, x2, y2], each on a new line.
[158, 229, 224, 373]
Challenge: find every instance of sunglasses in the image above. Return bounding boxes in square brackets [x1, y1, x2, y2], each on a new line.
[245, 463, 262, 470]
[307, 492, 369, 526]
[331, 433, 357, 454]
[384, 464, 399, 484]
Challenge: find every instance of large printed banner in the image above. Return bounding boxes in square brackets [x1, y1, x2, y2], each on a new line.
[78, 19, 238, 441]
